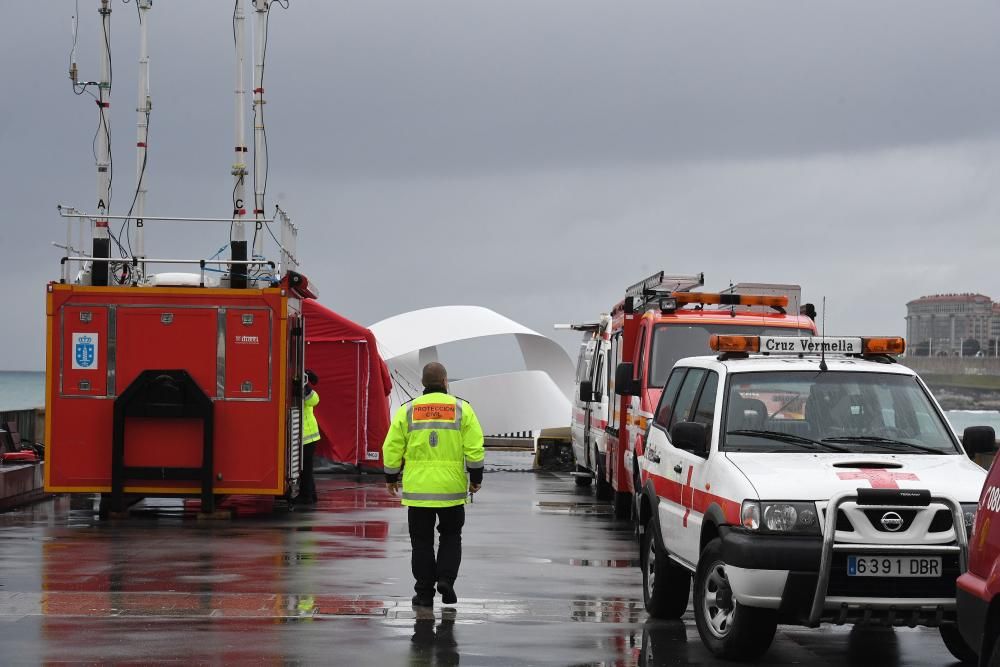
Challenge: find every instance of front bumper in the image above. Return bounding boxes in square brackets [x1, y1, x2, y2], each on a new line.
[719, 490, 969, 627]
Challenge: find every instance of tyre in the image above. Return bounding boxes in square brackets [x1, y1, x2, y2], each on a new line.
[693, 538, 776, 661]
[939, 624, 977, 664]
[989, 632, 1000, 667]
[595, 451, 613, 501]
[642, 519, 691, 618]
[574, 473, 593, 487]
[614, 491, 632, 519]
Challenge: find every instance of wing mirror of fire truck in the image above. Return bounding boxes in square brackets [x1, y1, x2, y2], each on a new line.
[962, 426, 997, 459]
[670, 421, 709, 456]
[579, 380, 594, 403]
[615, 362, 637, 395]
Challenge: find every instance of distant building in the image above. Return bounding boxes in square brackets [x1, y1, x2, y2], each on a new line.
[905, 293, 998, 357]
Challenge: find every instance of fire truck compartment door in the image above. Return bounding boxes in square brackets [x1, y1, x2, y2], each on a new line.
[115, 307, 218, 397]
[225, 309, 271, 399]
[61, 305, 109, 397]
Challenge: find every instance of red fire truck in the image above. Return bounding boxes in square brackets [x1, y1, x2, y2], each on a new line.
[45, 1, 310, 515]
[45, 262, 316, 515]
[575, 272, 817, 518]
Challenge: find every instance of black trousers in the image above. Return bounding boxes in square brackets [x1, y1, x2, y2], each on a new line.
[408, 505, 465, 597]
[299, 444, 317, 502]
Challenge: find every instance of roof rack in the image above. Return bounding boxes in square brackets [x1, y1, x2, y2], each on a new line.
[554, 314, 611, 334]
[624, 271, 704, 313]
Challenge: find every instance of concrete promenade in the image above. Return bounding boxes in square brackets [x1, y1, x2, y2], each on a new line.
[0, 455, 962, 665]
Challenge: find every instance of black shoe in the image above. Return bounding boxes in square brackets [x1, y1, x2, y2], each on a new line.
[412, 594, 434, 608]
[436, 581, 457, 605]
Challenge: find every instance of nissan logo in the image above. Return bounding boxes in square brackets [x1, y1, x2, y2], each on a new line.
[880, 511, 904, 532]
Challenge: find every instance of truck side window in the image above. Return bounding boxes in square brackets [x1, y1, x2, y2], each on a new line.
[692, 371, 719, 436]
[654, 369, 686, 428]
[669, 368, 707, 431]
[575, 339, 591, 384]
[608, 334, 621, 430]
[592, 354, 605, 399]
[635, 328, 647, 382]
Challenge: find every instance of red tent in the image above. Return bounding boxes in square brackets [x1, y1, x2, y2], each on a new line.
[303, 299, 391, 471]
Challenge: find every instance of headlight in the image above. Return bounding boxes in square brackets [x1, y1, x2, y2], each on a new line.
[961, 503, 978, 536]
[741, 500, 819, 534]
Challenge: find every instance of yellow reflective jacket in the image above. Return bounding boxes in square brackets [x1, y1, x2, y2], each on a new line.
[382, 392, 485, 507]
[303, 388, 321, 445]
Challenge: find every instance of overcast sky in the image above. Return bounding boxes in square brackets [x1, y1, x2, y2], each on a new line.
[3, 1, 1000, 371]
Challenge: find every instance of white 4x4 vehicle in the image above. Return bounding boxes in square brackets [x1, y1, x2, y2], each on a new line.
[635, 335, 993, 662]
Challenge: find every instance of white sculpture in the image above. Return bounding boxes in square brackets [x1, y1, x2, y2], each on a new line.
[369, 306, 574, 435]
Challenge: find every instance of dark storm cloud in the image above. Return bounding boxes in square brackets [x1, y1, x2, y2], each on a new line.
[2, 1, 1000, 368]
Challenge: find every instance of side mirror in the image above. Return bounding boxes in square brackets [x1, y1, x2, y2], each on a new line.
[963, 426, 997, 459]
[671, 421, 709, 456]
[615, 362, 636, 396]
[579, 380, 594, 403]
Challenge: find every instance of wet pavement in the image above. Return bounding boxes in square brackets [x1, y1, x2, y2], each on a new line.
[0, 454, 965, 665]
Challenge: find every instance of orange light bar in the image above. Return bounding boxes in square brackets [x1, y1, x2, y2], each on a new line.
[709, 334, 760, 353]
[861, 337, 906, 355]
[674, 292, 789, 308]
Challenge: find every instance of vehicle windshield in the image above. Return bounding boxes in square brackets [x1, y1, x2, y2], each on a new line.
[723, 371, 959, 454]
[649, 323, 812, 387]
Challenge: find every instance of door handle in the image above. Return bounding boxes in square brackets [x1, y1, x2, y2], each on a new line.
[673, 464, 683, 474]
[647, 453, 660, 464]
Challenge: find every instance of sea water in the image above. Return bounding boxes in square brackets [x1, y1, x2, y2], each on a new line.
[0, 371, 45, 411]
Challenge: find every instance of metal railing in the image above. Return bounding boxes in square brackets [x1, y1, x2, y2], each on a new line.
[56, 205, 299, 287]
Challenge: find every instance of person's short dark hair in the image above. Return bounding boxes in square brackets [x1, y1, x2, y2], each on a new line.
[421, 362, 448, 388]
[306, 369, 319, 385]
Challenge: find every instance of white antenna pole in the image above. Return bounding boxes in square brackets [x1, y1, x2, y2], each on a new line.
[820, 296, 828, 371]
[231, 0, 250, 288]
[134, 0, 152, 278]
[93, 0, 113, 286]
[251, 0, 270, 261]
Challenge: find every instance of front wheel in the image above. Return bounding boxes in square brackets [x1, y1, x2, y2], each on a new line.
[642, 520, 690, 618]
[939, 624, 977, 664]
[595, 451, 613, 501]
[693, 538, 776, 661]
[614, 491, 632, 519]
[988, 631, 1000, 667]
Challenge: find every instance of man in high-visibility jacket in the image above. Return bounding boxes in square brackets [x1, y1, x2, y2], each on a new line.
[295, 369, 321, 505]
[383, 362, 485, 607]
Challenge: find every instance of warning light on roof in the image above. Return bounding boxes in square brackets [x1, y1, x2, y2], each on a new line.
[709, 335, 761, 353]
[674, 292, 789, 309]
[861, 337, 906, 355]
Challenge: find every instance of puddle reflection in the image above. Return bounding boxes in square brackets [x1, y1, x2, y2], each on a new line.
[410, 607, 460, 666]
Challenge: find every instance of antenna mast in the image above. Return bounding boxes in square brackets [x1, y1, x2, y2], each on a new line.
[231, 0, 249, 288]
[93, 0, 113, 286]
[133, 0, 152, 278]
[252, 0, 270, 262]
[819, 296, 828, 372]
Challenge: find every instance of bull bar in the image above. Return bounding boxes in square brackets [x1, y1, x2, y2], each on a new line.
[807, 488, 969, 626]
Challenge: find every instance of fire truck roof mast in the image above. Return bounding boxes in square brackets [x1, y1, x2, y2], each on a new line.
[92, 0, 113, 287]
[252, 0, 270, 263]
[231, 0, 249, 289]
[133, 0, 152, 280]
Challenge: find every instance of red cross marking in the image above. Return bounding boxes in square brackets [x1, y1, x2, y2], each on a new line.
[837, 470, 919, 489]
[682, 466, 694, 527]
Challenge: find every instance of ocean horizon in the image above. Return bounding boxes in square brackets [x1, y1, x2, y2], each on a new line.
[2, 371, 999, 438]
[0, 371, 45, 411]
